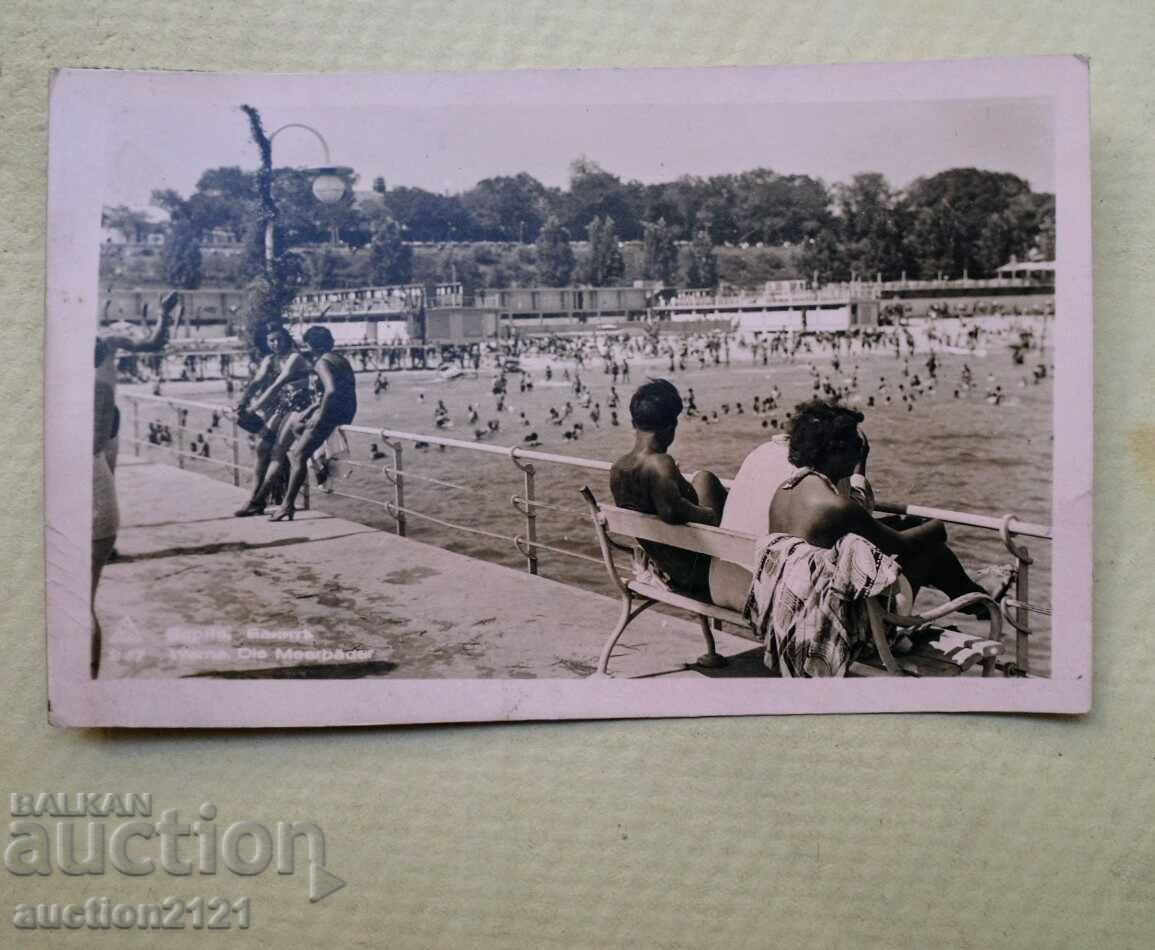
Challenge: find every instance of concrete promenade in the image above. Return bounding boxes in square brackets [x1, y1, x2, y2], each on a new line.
[98, 460, 766, 679]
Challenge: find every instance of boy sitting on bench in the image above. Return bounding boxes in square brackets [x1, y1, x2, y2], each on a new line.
[610, 379, 728, 598]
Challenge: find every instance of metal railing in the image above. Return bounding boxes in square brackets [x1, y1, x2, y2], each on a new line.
[659, 286, 882, 309]
[121, 391, 1051, 675]
[880, 277, 1052, 292]
[654, 277, 1054, 313]
[122, 393, 311, 510]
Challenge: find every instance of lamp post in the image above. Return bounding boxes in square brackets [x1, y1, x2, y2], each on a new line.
[241, 105, 355, 350]
[241, 107, 349, 276]
[262, 122, 348, 266]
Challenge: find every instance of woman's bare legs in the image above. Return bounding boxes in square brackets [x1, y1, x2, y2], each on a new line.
[91, 536, 116, 679]
[270, 421, 334, 519]
[234, 433, 276, 514]
[247, 414, 301, 511]
[252, 433, 274, 494]
[882, 516, 989, 614]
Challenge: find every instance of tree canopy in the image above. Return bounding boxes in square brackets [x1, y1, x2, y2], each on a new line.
[121, 159, 1054, 291]
[800, 167, 1055, 283]
[535, 216, 576, 287]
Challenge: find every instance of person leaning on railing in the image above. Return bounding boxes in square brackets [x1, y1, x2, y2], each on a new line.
[233, 325, 311, 517]
[248, 326, 358, 523]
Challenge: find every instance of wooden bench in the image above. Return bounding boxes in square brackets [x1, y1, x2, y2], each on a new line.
[580, 486, 1004, 678]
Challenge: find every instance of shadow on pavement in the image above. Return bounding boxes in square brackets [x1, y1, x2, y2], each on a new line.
[690, 646, 774, 678]
[184, 660, 398, 679]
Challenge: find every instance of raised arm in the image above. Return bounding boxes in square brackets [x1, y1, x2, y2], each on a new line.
[646, 456, 720, 526]
[845, 431, 874, 511]
[237, 355, 275, 410]
[132, 291, 180, 353]
[310, 356, 337, 419]
[100, 292, 180, 354]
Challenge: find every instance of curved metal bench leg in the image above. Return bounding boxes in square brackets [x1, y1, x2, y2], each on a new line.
[593, 595, 656, 677]
[695, 615, 727, 669]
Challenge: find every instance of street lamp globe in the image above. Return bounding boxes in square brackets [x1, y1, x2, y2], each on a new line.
[311, 169, 347, 204]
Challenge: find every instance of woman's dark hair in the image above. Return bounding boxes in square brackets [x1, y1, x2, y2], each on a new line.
[94, 338, 108, 368]
[629, 378, 683, 432]
[302, 325, 335, 353]
[787, 399, 864, 468]
[252, 319, 287, 356]
[265, 325, 295, 352]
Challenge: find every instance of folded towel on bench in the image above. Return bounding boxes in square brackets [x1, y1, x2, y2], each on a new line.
[745, 532, 901, 677]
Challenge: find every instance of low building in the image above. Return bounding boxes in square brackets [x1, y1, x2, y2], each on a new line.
[99, 287, 249, 338]
[994, 260, 1055, 285]
[654, 284, 881, 333]
[475, 286, 651, 328]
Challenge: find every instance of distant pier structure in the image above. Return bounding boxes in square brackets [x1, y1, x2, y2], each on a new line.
[99, 257, 1054, 354]
[653, 279, 882, 334]
[286, 283, 481, 346]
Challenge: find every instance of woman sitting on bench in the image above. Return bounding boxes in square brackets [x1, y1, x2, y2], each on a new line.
[750, 399, 990, 676]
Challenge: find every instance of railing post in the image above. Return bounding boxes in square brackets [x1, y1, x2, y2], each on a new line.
[1015, 551, 1031, 674]
[230, 416, 241, 487]
[522, 461, 539, 575]
[174, 404, 185, 470]
[388, 440, 406, 537]
[132, 398, 140, 457]
[1000, 514, 1033, 676]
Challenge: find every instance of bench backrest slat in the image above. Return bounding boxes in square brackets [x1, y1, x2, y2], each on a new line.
[599, 503, 758, 569]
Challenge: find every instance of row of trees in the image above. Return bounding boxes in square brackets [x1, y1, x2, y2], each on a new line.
[105, 161, 1054, 292]
[798, 170, 1055, 283]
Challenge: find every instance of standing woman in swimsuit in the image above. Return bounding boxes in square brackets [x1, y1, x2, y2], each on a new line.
[255, 326, 358, 521]
[92, 291, 180, 678]
[233, 325, 312, 517]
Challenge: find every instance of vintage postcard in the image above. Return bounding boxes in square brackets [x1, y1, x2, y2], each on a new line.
[45, 57, 1091, 726]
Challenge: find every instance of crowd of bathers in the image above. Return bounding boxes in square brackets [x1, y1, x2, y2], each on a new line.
[339, 317, 1049, 465]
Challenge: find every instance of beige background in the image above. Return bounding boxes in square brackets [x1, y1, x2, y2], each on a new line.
[1, 2, 1151, 947]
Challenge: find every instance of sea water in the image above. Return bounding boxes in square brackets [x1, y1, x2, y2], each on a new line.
[126, 321, 1055, 676]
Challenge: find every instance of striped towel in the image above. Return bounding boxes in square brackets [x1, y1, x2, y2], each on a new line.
[744, 533, 901, 677]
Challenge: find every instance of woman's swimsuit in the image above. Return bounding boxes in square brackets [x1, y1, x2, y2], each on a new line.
[257, 355, 311, 438]
[313, 352, 358, 425]
[779, 467, 840, 496]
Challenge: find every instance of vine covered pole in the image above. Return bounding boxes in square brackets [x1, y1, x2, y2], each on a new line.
[240, 104, 289, 357]
[240, 104, 276, 278]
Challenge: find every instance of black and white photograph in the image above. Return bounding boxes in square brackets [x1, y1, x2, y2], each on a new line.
[45, 58, 1092, 725]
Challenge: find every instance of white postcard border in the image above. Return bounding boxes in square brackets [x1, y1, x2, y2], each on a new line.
[45, 56, 1092, 726]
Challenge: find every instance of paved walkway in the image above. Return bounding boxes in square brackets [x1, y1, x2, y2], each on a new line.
[98, 461, 767, 679]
